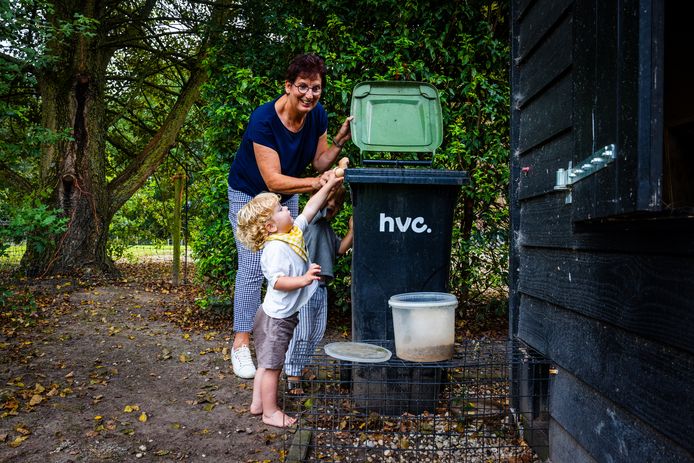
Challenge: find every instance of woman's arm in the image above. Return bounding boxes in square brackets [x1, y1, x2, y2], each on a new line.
[255, 143, 323, 194]
[312, 116, 353, 172]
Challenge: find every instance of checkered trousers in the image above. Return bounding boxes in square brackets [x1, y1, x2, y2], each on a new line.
[284, 285, 328, 377]
[228, 187, 299, 333]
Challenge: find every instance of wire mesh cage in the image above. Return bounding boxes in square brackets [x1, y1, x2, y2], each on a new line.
[282, 339, 550, 463]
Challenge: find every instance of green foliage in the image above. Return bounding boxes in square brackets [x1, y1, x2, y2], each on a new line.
[0, 195, 68, 258]
[189, 161, 237, 292]
[190, 63, 278, 294]
[108, 175, 175, 260]
[195, 1, 510, 322]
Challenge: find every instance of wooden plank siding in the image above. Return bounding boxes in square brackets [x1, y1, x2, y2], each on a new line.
[518, 74, 572, 154]
[517, 0, 573, 61]
[548, 419, 598, 463]
[520, 194, 694, 256]
[518, 133, 572, 200]
[520, 297, 694, 458]
[511, 0, 694, 461]
[548, 371, 693, 463]
[517, 14, 572, 108]
[519, 248, 694, 355]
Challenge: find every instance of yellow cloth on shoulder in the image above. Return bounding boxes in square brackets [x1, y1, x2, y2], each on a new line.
[264, 225, 308, 262]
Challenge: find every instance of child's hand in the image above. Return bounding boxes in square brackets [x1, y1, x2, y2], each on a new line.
[304, 263, 322, 285]
[321, 169, 343, 187]
[334, 157, 349, 177]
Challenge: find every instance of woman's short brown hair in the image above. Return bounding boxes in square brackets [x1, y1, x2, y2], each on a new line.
[286, 53, 327, 89]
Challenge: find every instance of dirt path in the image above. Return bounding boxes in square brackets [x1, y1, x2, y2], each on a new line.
[1, 265, 315, 462]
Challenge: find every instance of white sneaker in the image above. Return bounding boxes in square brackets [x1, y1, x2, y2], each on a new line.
[231, 345, 256, 379]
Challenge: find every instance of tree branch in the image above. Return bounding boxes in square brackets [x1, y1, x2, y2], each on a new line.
[107, 58, 206, 214]
[107, 0, 237, 215]
[0, 51, 35, 74]
[0, 162, 34, 193]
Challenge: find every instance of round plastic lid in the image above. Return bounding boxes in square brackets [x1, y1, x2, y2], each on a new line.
[323, 342, 392, 363]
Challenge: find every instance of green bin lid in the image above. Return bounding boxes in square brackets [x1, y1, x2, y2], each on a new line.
[350, 81, 443, 154]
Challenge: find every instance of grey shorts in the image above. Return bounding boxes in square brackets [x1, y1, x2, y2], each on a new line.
[253, 308, 299, 370]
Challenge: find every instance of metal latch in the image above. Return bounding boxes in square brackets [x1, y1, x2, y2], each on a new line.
[554, 144, 616, 203]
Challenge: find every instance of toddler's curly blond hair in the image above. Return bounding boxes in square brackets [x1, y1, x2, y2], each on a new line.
[236, 192, 281, 251]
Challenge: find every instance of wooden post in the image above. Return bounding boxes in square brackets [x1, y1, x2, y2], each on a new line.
[286, 429, 312, 462]
[172, 172, 185, 285]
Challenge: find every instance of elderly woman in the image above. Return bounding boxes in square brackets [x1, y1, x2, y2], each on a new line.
[227, 53, 352, 378]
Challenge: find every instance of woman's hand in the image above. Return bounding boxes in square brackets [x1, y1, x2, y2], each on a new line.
[313, 116, 354, 172]
[333, 116, 354, 148]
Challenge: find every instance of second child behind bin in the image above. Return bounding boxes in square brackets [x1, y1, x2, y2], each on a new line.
[284, 183, 353, 394]
[235, 171, 343, 428]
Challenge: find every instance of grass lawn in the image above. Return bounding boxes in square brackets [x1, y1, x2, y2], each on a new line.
[1, 243, 25, 266]
[1, 244, 191, 267]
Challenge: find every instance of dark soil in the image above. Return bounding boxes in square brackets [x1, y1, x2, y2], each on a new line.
[0, 263, 353, 463]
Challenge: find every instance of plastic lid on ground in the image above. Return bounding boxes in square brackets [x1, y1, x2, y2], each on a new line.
[323, 342, 393, 363]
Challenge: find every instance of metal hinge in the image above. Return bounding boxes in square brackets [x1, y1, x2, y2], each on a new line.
[554, 144, 616, 203]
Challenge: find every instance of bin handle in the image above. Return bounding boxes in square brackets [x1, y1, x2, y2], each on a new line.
[359, 152, 434, 167]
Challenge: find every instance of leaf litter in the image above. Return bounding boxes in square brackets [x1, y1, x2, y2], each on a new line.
[1, 262, 289, 462]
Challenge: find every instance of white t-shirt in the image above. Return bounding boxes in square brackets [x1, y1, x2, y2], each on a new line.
[260, 214, 318, 319]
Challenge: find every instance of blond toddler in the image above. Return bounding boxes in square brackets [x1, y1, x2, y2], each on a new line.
[235, 171, 343, 427]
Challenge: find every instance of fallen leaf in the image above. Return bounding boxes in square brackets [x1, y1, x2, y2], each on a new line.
[14, 425, 31, 436]
[138, 412, 148, 422]
[123, 404, 140, 413]
[28, 394, 43, 406]
[9, 435, 28, 448]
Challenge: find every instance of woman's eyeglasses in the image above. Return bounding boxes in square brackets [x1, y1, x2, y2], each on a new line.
[293, 83, 322, 95]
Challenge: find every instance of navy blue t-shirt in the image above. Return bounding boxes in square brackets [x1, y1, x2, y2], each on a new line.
[228, 97, 328, 201]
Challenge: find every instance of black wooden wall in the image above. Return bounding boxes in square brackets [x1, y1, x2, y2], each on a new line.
[510, 0, 694, 461]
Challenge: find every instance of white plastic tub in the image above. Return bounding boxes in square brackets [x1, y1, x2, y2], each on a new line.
[389, 292, 458, 362]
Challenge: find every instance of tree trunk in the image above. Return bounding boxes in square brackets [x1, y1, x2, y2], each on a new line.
[21, 7, 114, 276]
[13, 0, 229, 277]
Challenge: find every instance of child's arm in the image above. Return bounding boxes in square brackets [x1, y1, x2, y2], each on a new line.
[273, 263, 322, 291]
[338, 216, 354, 255]
[301, 171, 343, 224]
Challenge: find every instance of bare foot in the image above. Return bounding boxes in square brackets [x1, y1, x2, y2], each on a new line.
[262, 409, 296, 428]
[250, 402, 262, 415]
